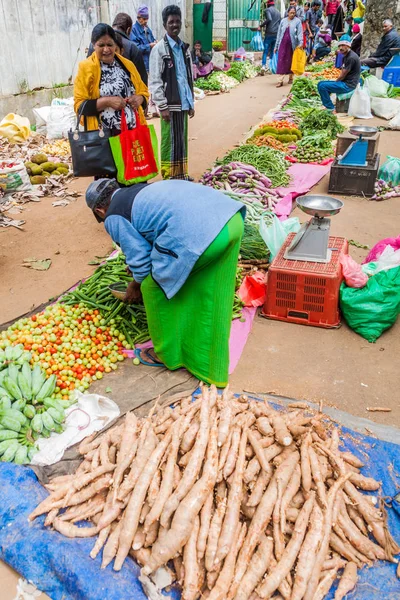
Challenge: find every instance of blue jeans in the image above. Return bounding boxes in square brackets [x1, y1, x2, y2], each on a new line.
[317, 80, 352, 110]
[262, 35, 277, 66]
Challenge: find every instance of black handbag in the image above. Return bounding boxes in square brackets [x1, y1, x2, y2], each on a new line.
[68, 102, 117, 178]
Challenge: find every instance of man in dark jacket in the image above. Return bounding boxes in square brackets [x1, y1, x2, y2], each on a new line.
[87, 13, 148, 85]
[260, 0, 281, 71]
[361, 20, 400, 68]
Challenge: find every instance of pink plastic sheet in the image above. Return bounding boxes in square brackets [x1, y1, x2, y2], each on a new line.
[274, 162, 332, 220]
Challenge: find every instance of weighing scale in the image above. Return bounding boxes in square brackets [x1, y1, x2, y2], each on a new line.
[284, 195, 344, 263]
[337, 126, 378, 167]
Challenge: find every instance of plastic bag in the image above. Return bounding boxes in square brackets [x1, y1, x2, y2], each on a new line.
[237, 271, 267, 307]
[362, 245, 400, 276]
[46, 97, 76, 139]
[32, 106, 51, 134]
[234, 46, 246, 61]
[340, 254, 368, 288]
[340, 266, 400, 342]
[387, 109, 400, 129]
[291, 48, 306, 76]
[363, 235, 400, 263]
[259, 211, 301, 259]
[251, 32, 264, 52]
[0, 113, 30, 143]
[364, 75, 390, 98]
[270, 52, 278, 74]
[378, 155, 400, 186]
[348, 84, 372, 119]
[0, 160, 32, 193]
[212, 51, 225, 69]
[370, 97, 400, 120]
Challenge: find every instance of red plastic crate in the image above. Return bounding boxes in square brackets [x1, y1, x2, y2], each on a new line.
[261, 234, 348, 328]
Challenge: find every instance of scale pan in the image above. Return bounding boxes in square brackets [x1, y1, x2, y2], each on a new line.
[348, 126, 378, 138]
[296, 195, 344, 218]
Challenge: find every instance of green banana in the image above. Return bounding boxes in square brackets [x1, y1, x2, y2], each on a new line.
[2, 409, 28, 426]
[31, 365, 46, 398]
[0, 397, 12, 410]
[4, 346, 14, 361]
[2, 376, 22, 400]
[36, 374, 56, 401]
[28, 447, 38, 461]
[2, 442, 20, 462]
[0, 430, 19, 441]
[21, 363, 32, 399]
[14, 445, 28, 464]
[41, 427, 51, 439]
[31, 414, 43, 434]
[7, 364, 20, 384]
[42, 411, 55, 431]
[47, 407, 65, 424]
[12, 398, 27, 412]
[23, 404, 36, 419]
[44, 398, 65, 412]
[0, 417, 21, 432]
[53, 422, 65, 434]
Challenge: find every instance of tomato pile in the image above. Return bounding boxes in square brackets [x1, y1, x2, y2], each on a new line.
[0, 303, 127, 401]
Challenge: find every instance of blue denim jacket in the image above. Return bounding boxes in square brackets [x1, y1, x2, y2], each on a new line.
[105, 181, 245, 299]
[130, 21, 155, 71]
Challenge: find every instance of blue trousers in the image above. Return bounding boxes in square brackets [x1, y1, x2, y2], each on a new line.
[317, 80, 351, 110]
[262, 36, 277, 65]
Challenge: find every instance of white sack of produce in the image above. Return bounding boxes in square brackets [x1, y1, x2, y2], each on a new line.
[0, 160, 32, 194]
[387, 109, 400, 129]
[29, 386, 399, 600]
[348, 85, 372, 119]
[46, 97, 76, 140]
[370, 97, 400, 121]
[31, 391, 120, 466]
[32, 106, 51, 134]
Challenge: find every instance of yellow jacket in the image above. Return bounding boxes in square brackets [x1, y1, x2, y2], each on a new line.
[352, 0, 365, 19]
[73, 53, 149, 130]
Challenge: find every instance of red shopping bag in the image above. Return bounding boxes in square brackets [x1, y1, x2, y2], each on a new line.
[109, 110, 158, 185]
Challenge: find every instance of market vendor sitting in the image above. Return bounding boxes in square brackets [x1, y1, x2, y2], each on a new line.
[311, 24, 332, 61]
[317, 37, 360, 110]
[361, 20, 400, 69]
[191, 40, 213, 79]
[85, 179, 245, 388]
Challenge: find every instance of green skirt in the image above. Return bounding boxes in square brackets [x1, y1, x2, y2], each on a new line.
[141, 212, 244, 387]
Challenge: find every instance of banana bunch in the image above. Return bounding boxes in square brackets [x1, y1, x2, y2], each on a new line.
[0, 354, 75, 464]
[0, 344, 32, 370]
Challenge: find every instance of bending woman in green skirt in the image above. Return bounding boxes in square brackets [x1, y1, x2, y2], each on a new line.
[85, 179, 245, 387]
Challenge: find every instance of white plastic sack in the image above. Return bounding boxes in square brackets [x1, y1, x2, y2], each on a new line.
[32, 106, 51, 134]
[259, 211, 301, 259]
[362, 245, 400, 277]
[348, 84, 372, 119]
[31, 391, 120, 466]
[193, 87, 206, 100]
[371, 97, 400, 120]
[387, 109, 400, 129]
[47, 97, 76, 139]
[245, 52, 255, 63]
[212, 51, 225, 69]
[0, 160, 32, 193]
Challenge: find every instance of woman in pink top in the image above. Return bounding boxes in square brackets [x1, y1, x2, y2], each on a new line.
[326, 0, 340, 26]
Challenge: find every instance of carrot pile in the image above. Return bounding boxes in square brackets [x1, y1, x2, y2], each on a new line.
[258, 120, 299, 131]
[309, 68, 341, 80]
[29, 386, 399, 600]
[249, 135, 289, 152]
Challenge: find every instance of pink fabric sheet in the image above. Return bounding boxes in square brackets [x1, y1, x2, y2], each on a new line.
[274, 162, 332, 220]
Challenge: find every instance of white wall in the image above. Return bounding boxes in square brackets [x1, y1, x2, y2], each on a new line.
[0, 0, 98, 96]
[0, 0, 192, 97]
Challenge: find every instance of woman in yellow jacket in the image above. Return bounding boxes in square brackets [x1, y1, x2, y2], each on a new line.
[74, 23, 149, 135]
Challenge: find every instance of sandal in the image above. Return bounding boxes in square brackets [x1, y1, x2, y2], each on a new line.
[276, 82, 284, 88]
[134, 348, 165, 367]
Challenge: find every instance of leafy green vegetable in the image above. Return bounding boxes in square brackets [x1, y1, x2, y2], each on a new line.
[290, 78, 319, 99]
[216, 146, 290, 188]
[240, 223, 269, 260]
[300, 109, 344, 139]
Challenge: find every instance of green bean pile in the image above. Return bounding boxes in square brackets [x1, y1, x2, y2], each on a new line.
[62, 254, 150, 347]
[217, 145, 290, 188]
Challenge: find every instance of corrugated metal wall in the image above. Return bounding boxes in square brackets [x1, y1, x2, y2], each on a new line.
[0, 0, 98, 96]
[227, 0, 261, 52]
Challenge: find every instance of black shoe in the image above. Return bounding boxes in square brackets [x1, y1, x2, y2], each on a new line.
[187, 176, 195, 182]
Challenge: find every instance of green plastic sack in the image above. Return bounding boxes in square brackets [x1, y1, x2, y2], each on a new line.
[378, 155, 400, 187]
[364, 75, 390, 98]
[340, 265, 400, 342]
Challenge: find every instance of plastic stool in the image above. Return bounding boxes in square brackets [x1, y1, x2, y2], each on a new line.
[382, 54, 400, 86]
[335, 89, 354, 113]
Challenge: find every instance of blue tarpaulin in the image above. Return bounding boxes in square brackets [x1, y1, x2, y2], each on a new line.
[0, 419, 399, 599]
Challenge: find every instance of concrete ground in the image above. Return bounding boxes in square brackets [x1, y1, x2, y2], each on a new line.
[1, 74, 400, 598]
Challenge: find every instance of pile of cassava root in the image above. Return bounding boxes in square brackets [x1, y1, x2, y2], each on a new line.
[29, 386, 399, 600]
